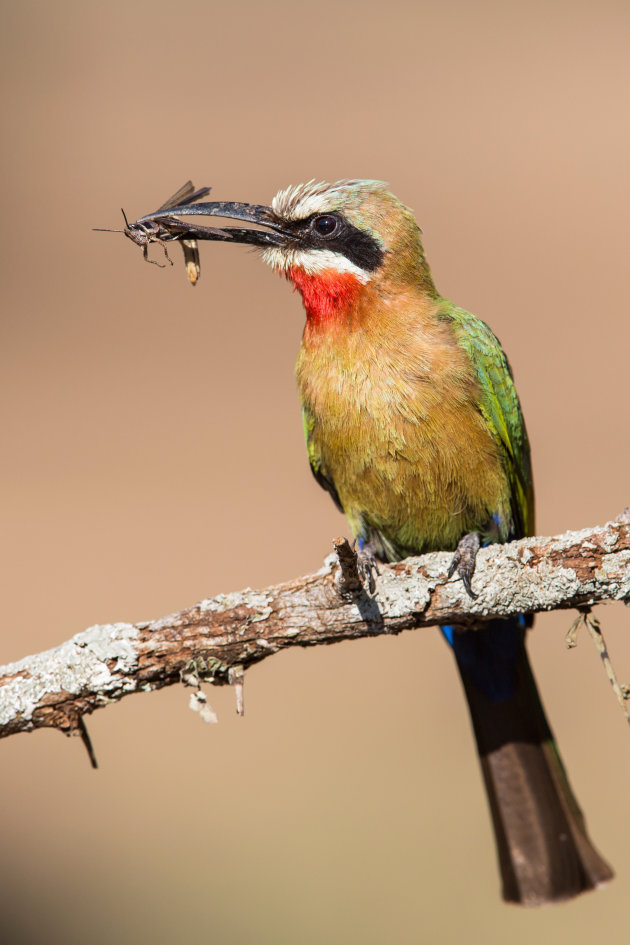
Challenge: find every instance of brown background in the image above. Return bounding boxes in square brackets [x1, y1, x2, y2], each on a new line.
[2, 1, 630, 942]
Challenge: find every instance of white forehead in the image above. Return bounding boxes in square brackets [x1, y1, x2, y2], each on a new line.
[271, 179, 372, 221]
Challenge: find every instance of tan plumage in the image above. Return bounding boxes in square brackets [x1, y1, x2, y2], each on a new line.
[297, 284, 511, 558]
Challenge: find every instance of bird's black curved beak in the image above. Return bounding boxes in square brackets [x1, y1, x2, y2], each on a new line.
[138, 201, 292, 248]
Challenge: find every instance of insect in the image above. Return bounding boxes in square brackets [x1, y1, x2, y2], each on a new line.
[94, 181, 211, 285]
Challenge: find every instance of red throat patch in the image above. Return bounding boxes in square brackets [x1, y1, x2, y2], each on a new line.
[288, 267, 364, 327]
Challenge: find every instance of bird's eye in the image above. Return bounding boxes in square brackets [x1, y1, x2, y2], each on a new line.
[312, 214, 339, 237]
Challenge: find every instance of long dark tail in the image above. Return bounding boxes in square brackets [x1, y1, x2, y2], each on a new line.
[450, 618, 613, 905]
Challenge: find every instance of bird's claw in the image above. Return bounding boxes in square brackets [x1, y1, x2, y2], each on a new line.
[447, 532, 481, 599]
[356, 548, 379, 595]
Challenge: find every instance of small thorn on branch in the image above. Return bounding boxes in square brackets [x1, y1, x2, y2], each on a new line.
[333, 537, 364, 598]
[228, 665, 244, 716]
[72, 714, 98, 769]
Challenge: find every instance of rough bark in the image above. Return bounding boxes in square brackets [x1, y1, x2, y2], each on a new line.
[1, 515, 629, 748]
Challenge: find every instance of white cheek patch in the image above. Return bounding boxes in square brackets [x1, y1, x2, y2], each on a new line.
[261, 246, 372, 283]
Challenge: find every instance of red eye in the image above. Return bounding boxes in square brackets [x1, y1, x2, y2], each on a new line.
[312, 215, 339, 237]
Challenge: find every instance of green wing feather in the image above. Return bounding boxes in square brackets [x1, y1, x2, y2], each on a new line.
[302, 406, 344, 512]
[441, 302, 535, 539]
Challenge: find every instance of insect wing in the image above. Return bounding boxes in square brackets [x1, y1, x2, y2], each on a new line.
[156, 181, 195, 212]
[154, 183, 211, 285]
[156, 181, 212, 214]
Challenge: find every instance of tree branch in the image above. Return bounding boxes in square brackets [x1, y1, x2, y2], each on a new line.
[2, 514, 630, 745]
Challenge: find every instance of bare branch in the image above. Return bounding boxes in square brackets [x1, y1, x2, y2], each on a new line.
[1, 515, 630, 744]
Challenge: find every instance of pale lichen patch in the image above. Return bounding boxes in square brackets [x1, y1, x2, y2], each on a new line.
[375, 568, 433, 618]
[249, 607, 273, 624]
[73, 622, 139, 673]
[198, 590, 273, 614]
[320, 553, 337, 574]
[199, 592, 244, 612]
[0, 623, 140, 727]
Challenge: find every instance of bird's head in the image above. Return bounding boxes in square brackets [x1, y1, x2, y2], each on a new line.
[265, 179, 433, 287]
[145, 180, 436, 324]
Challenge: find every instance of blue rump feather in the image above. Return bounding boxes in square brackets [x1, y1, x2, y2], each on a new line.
[441, 616, 526, 702]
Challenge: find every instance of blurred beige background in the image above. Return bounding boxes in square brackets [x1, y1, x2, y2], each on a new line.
[2, 0, 630, 942]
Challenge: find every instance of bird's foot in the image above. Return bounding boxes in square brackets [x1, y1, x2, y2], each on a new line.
[447, 532, 481, 599]
[356, 546, 380, 596]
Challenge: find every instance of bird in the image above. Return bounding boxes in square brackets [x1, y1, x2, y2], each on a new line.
[143, 179, 613, 904]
